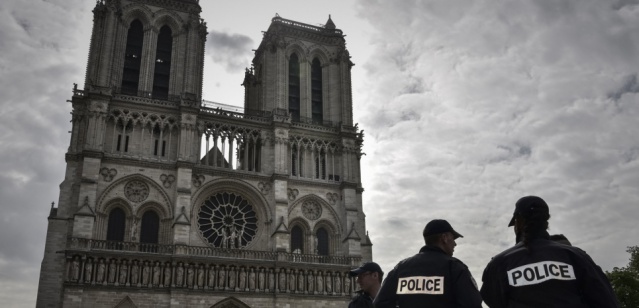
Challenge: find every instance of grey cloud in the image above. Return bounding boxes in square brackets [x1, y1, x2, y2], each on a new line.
[608, 74, 639, 101]
[207, 30, 254, 73]
[612, 0, 639, 10]
[355, 0, 639, 284]
[621, 147, 639, 163]
[0, 0, 92, 306]
[399, 75, 425, 95]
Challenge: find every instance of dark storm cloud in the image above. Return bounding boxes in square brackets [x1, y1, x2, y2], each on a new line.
[207, 30, 254, 73]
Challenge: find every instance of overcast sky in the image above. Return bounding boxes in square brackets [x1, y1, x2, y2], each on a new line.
[1, 0, 639, 307]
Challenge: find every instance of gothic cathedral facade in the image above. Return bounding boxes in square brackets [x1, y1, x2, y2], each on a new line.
[36, 0, 371, 307]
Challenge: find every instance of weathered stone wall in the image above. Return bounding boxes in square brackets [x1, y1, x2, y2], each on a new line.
[63, 288, 350, 308]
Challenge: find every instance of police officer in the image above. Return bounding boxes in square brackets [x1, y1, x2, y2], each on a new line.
[348, 262, 384, 308]
[480, 196, 620, 308]
[374, 219, 482, 308]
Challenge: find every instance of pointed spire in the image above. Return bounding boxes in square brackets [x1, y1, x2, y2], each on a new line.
[325, 14, 336, 29]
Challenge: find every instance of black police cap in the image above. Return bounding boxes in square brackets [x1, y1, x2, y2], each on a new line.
[349, 262, 384, 277]
[423, 219, 463, 239]
[508, 196, 550, 227]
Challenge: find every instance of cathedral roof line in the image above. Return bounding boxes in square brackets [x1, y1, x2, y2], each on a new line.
[270, 14, 343, 37]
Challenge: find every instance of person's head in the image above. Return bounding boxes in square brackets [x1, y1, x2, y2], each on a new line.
[509, 196, 551, 247]
[423, 219, 463, 257]
[550, 234, 572, 246]
[349, 262, 384, 295]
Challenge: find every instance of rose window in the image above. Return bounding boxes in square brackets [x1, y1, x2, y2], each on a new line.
[197, 192, 258, 249]
[124, 180, 149, 202]
[302, 200, 322, 220]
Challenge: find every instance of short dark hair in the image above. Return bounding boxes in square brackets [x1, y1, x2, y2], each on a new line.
[425, 233, 444, 246]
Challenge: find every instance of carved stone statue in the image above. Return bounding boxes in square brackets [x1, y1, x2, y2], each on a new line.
[257, 268, 265, 291]
[142, 263, 150, 285]
[70, 258, 80, 281]
[187, 266, 194, 287]
[208, 266, 216, 289]
[229, 228, 237, 249]
[84, 260, 92, 283]
[239, 268, 246, 290]
[130, 219, 138, 241]
[326, 272, 332, 293]
[344, 275, 351, 294]
[163, 265, 171, 286]
[197, 265, 204, 288]
[334, 274, 341, 294]
[108, 261, 116, 283]
[317, 272, 324, 293]
[249, 268, 256, 290]
[218, 266, 226, 289]
[96, 260, 105, 283]
[221, 229, 229, 249]
[118, 261, 128, 285]
[307, 271, 314, 293]
[228, 267, 236, 289]
[297, 271, 304, 292]
[288, 270, 296, 292]
[130, 261, 139, 285]
[278, 269, 286, 292]
[176, 265, 184, 286]
[152, 263, 160, 286]
[268, 269, 274, 291]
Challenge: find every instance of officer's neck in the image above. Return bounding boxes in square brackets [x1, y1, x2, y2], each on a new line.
[516, 230, 550, 243]
[368, 283, 381, 300]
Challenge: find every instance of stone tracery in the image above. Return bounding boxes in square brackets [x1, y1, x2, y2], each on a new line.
[197, 192, 258, 249]
[289, 135, 341, 181]
[197, 121, 263, 172]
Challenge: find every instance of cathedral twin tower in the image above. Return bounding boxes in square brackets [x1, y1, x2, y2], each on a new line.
[36, 0, 371, 307]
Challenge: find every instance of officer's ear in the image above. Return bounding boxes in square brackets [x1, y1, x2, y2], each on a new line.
[441, 232, 453, 244]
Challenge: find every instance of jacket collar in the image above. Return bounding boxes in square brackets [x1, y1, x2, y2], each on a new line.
[419, 245, 447, 254]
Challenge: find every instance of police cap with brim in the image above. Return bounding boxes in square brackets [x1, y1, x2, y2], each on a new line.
[423, 219, 463, 239]
[508, 196, 550, 227]
[349, 262, 384, 277]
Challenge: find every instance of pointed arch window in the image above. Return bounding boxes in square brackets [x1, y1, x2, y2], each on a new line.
[315, 149, 326, 180]
[152, 25, 173, 100]
[316, 227, 329, 256]
[121, 20, 144, 96]
[311, 58, 323, 124]
[288, 53, 300, 121]
[106, 208, 126, 242]
[291, 144, 298, 176]
[291, 225, 304, 254]
[140, 210, 160, 244]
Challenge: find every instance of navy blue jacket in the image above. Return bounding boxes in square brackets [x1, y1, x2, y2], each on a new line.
[348, 290, 374, 308]
[480, 234, 619, 308]
[374, 246, 482, 308]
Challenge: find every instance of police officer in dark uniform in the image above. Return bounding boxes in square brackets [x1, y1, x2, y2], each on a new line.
[348, 262, 384, 308]
[480, 196, 619, 308]
[374, 219, 482, 308]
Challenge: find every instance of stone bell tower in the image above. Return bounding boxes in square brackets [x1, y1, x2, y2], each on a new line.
[36, 0, 372, 306]
[242, 13, 371, 259]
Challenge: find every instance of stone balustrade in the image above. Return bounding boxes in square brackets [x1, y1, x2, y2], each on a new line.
[64, 242, 357, 297]
[69, 238, 361, 266]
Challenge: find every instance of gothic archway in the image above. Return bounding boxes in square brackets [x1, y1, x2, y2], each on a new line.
[211, 297, 251, 308]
